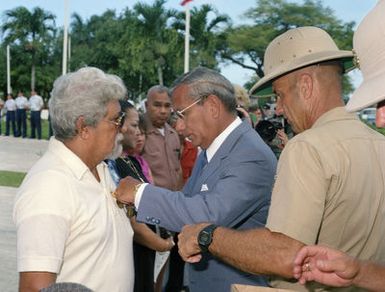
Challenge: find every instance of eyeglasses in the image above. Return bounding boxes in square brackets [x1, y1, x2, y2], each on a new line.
[171, 97, 202, 120]
[105, 111, 126, 128]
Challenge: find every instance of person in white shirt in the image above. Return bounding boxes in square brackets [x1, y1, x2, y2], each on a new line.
[15, 91, 29, 138]
[29, 90, 44, 139]
[4, 93, 17, 136]
[0, 96, 4, 135]
[13, 67, 134, 292]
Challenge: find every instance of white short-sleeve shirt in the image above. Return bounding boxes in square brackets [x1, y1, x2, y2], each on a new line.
[14, 137, 134, 292]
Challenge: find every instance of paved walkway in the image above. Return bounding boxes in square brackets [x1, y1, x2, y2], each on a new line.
[0, 136, 48, 292]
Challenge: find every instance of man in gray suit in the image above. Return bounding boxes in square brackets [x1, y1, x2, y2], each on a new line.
[115, 67, 277, 291]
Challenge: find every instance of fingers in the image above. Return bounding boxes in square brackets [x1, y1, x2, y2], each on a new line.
[293, 246, 314, 265]
[177, 224, 205, 263]
[293, 246, 321, 282]
[316, 258, 346, 273]
[185, 254, 202, 263]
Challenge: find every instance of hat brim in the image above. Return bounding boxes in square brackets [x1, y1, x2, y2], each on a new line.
[250, 51, 355, 97]
[346, 71, 385, 112]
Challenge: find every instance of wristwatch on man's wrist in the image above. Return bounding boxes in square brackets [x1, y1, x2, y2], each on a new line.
[197, 224, 218, 253]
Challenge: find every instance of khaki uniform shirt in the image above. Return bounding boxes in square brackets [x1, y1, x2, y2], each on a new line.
[142, 116, 183, 191]
[267, 107, 385, 291]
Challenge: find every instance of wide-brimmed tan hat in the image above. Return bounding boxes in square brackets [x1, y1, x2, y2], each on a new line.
[250, 26, 355, 97]
[346, 0, 385, 112]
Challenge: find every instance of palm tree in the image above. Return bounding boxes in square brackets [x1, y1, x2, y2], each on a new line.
[133, 0, 178, 85]
[2, 6, 56, 91]
[173, 4, 231, 69]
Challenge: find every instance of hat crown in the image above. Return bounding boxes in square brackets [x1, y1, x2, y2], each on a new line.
[250, 26, 353, 97]
[264, 27, 339, 76]
[346, 0, 385, 112]
[353, 2, 385, 80]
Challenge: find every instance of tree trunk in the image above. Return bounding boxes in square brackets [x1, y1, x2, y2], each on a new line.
[31, 60, 36, 91]
[157, 65, 163, 86]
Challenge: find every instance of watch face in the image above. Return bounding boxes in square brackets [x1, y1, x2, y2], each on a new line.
[199, 231, 210, 244]
[198, 224, 217, 252]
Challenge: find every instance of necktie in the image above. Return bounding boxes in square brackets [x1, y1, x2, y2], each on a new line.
[189, 150, 207, 188]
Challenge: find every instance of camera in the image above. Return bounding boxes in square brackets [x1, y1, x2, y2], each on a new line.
[236, 104, 247, 119]
[255, 117, 285, 143]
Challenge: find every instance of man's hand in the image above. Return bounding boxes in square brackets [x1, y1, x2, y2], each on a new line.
[114, 176, 142, 204]
[293, 245, 360, 287]
[178, 223, 211, 263]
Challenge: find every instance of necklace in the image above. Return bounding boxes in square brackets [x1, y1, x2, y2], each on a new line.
[119, 156, 145, 218]
[121, 157, 145, 183]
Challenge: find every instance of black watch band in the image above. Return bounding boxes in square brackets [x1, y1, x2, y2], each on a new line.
[198, 224, 218, 253]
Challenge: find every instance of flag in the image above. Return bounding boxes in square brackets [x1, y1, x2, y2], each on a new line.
[180, 0, 193, 6]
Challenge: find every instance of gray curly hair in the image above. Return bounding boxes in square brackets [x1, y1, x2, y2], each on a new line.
[49, 67, 127, 141]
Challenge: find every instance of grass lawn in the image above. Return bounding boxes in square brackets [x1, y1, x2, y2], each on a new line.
[0, 170, 26, 188]
[0, 115, 49, 187]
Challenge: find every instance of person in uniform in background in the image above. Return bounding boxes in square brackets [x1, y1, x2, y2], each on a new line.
[15, 90, 28, 138]
[29, 90, 44, 139]
[4, 93, 17, 137]
[0, 96, 4, 135]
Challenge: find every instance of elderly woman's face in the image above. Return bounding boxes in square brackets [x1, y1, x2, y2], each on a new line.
[122, 108, 140, 150]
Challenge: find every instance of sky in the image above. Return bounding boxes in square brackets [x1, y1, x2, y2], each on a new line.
[1, 0, 379, 88]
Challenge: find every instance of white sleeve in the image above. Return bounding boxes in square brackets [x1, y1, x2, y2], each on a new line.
[14, 171, 74, 273]
[16, 214, 69, 272]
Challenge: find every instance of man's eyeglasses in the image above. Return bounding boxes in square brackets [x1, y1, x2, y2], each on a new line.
[171, 97, 202, 120]
[105, 111, 126, 128]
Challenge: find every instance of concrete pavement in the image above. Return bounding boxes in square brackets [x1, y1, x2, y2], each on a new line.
[0, 136, 48, 291]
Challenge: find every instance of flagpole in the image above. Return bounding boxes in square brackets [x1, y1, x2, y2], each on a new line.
[62, 0, 69, 75]
[6, 45, 11, 94]
[68, 35, 71, 72]
[184, 5, 190, 73]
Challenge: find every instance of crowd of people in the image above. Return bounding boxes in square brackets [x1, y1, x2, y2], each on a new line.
[11, 1, 385, 292]
[0, 90, 44, 139]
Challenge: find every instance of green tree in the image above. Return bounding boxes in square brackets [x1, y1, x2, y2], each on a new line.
[68, 13, 92, 70]
[174, 4, 231, 70]
[2, 6, 56, 91]
[131, 0, 178, 86]
[221, 0, 355, 96]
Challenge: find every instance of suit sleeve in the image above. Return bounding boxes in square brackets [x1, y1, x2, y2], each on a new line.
[136, 140, 276, 232]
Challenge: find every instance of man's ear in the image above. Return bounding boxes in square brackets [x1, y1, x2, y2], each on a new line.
[298, 73, 313, 101]
[75, 116, 89, 139]
[205, 94, 221, 119]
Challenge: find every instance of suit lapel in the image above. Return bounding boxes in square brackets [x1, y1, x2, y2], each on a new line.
[189, 121, 251, 191]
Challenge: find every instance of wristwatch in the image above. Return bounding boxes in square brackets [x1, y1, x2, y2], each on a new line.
[197, 224, 218, 253]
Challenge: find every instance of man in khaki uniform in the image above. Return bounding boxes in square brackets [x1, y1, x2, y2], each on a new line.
[177, 26, 385, 291]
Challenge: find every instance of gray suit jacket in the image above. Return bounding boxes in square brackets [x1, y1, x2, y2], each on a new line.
[137, 121, 277, 291]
